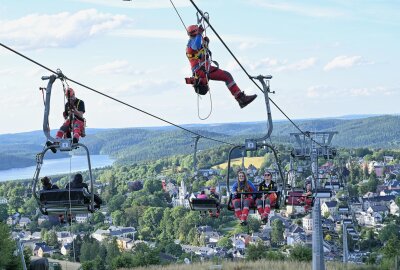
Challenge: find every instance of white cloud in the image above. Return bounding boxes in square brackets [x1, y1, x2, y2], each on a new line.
[91, 60, 155, 76]
[111, 29, 187, 40]
[112, 79, 181, 96]
[324, 55, 373, 71]
[307, 85, 395, 98]
[249, 0, 345, 18]
[76, 0, 190, 9]
[248, 57, 316, 72]
[0, 9, 132, 50]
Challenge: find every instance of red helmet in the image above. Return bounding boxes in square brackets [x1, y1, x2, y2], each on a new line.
[65, 88, 75, 98]
[187, 25, 199, 36]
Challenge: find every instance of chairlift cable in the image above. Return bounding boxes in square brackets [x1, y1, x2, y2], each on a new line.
[0, 42, 235, 146]
[169, 0, 187, 31]
[188, 0, 325, 148]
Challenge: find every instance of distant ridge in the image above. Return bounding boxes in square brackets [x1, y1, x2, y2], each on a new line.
[1, 114, 399, 171]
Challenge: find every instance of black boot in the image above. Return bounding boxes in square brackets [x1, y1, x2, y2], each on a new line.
[236, 92, 257, 108]
[73, 138, 79, 144]
[46, 141, 57, 153]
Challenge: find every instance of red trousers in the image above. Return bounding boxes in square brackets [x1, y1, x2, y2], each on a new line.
[233, 197, 254, 221]
[195, 66, 241, 97]
[56, 119, 84, 140]
[256, 193, 277, 219]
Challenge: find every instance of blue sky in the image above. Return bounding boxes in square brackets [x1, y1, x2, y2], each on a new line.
[0, 0, 399, 134]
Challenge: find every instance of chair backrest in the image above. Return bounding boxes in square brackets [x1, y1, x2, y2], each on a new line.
[190, 198, 219, 211]
[39, 188, 90, 206]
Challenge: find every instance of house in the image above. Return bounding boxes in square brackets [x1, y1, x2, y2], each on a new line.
[181, 244, 215, 257]
[231, 238, 245, 251]
[321, 201, 338, 217]
[75, 214, 89, 223]
[33, 242, 54, 257]
[19, 217, 31, 227]
[350, 197, 363, 213]
[367, 205, 389, 217]
[61, 243, 72, 256]
[285, 225, 306, 246]
[302, 214, 313, 231]
[0, 197, 8, 204]
[362, 195, 395, 211]
[92, 226, 136, 242]
[7, 213, 20, 226]
[380, 189, 400, 196]
[390, 201, 400, 216]
[117, 237, 134, 251]
[57, 231, 73, 244]
[356, 211, 383, 227]
[38, 216, 49, 225]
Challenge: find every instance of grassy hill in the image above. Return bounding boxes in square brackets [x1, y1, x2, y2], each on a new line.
[123, 260, 378, 270]
[212, 157, 265, 170]
[2, 115, 400, 170]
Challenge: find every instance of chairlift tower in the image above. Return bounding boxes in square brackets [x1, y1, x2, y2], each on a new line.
[290, 131, 338, 270]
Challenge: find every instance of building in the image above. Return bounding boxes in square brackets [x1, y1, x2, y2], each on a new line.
[61, 243, 72, 256]
[321, 201, 338, 217]
[302, 214, 313, 231]
[171, 180, 190, 208]
[116, 237, 134, 251]
[390, 201, 400, 216]
[75, 214, 89, 223]
[362, 195, 395, 211]
[19, 217, 31, 227]
[0, 197, 8, 204]
[92, 226, 136, 242]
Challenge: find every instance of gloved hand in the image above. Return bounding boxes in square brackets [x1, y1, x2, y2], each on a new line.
[203, 36, 209, 44]
[198, 25, 204, 34]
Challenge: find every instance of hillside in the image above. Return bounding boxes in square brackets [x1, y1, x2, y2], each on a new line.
[1, 115, 400, 170]
[124, 259, 377, 270]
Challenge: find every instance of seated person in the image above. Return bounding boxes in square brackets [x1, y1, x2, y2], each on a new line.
[208, 187, 220, 218]
[65, 173, 102, 209]
[256, 170, 277, 224]
[231, 171, 256, 226]
[298, 182, 313, 212]
[196, 190, 208, 199]
[41, 176, 59, 190]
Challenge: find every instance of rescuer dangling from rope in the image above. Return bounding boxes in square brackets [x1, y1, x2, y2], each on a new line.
[185, 24, 257, 108]
[46, 88, 85, 153]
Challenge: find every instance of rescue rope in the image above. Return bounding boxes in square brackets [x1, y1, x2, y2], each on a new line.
[188, 0, 325, 149]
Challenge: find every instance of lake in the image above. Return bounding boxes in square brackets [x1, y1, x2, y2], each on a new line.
[0, 155, 115, 182]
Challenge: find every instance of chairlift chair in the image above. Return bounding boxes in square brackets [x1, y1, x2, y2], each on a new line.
[32, 73, 96, 216]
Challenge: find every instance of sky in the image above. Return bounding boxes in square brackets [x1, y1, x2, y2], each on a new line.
[0, 0, 399, 135]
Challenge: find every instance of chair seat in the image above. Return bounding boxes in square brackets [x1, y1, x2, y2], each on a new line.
[190, 198, 219, 211]
[39, 188, 92, 215]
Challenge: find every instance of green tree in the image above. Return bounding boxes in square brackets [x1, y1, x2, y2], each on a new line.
[0, 222, 15, 269]
[217, 236, 233, 249]
[165, 242, 183, 257]
[271, 219, 284, 245]
[0, 204, 8, 222]
[245, 241, 267, 261]
[379, 224, 400, 243]
[290, 245, 312, 262]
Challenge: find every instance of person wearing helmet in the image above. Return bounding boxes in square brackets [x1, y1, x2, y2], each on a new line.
[208, 187, 220, 218]
[46, 88, 85, 153]
[185, 24, 257, 108]
[256, 170, 277, 224]
[231, 171, 256, 225]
